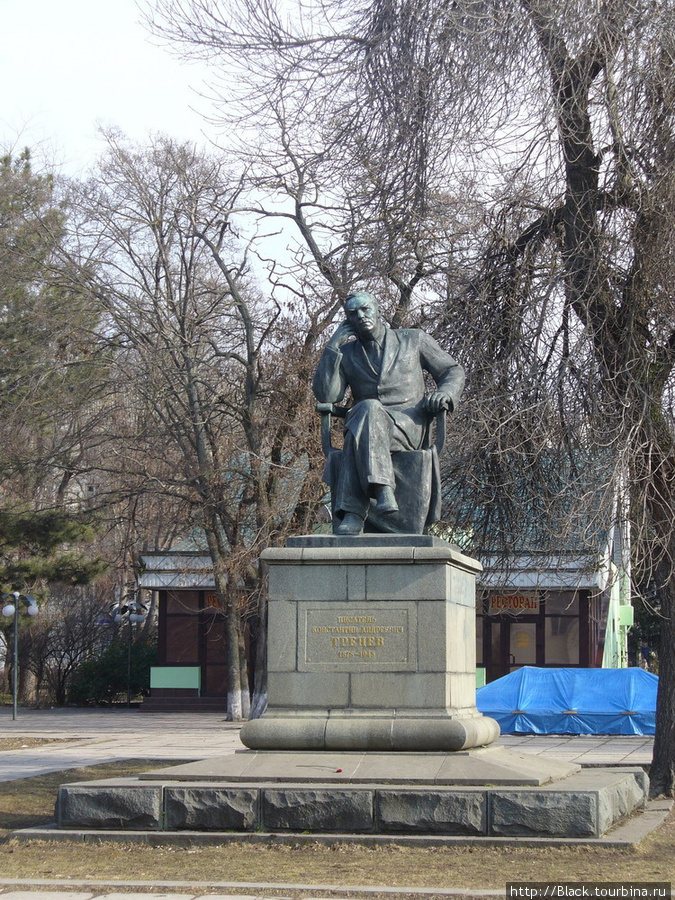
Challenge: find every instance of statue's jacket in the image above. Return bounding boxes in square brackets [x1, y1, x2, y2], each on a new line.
[312, 326, 465, 450]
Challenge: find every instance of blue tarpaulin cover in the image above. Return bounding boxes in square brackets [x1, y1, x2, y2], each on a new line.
[476, 666, 657, 735]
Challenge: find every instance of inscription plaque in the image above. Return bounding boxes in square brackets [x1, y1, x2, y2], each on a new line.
[301, 605, 415, 672]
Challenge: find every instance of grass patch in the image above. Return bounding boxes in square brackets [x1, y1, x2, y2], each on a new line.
[0, 737, 76, 753]
[2, 829, 675, 892]
[0, 762, 672, 892]
[0, 758, 180, 837]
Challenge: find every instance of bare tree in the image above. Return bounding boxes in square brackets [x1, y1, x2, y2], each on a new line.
[68, 132, 342, 718]
[27, 585, 115, 705]
[145, 0, 675, 790]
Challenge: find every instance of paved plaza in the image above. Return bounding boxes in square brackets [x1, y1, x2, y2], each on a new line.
[0, 708, 242, 782]
[0, 707, 654, 782]
[0, 709, 660, 900]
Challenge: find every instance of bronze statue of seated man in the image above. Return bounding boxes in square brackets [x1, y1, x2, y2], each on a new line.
[312, 291, 464, 535]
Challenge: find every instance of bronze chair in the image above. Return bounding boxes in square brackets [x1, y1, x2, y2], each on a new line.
[316, 402, 447, 534]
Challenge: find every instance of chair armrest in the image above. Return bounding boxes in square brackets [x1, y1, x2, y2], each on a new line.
[316, 403, 349, 419]
[316, 403, 349, 456]
[434, 408, 447, 455]
[316, 404, 333, 456]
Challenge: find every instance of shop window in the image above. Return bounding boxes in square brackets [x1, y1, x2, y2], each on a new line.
[204, 616, 227, 661]
[204, 664, 227, 695]
[544, 593, 579, 615]
[510, 622, 537, 665]
[165, 616, 199, 663]
[544, 617, 580, 664]
[491, 621, 501, 660]
[166, 592, 200, 614]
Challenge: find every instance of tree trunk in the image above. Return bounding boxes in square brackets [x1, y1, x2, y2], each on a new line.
[203, 525, 248, 720]
[18, 662, 35, 706]
[249, 586, 268, 719]
[239, 628, 250, 718]
[525, 3, 675, 796]
[225, 597, 245, 720]
[651, 577, 675, 796]
[17, 631, 34, 705]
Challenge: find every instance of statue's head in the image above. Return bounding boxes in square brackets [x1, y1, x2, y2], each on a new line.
[344, 291, 381, 339]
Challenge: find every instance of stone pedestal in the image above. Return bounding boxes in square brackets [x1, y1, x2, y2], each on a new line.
[241, 535, 500, 752]
[54, 757, 649, 839]
[49, 540, 653, 842]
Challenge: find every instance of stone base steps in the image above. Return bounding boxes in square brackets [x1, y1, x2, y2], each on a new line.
[55, 767, 648, 839]
[17, 796, 674, 849]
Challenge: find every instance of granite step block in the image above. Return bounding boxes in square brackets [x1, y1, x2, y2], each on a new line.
[55, 768, 648, 838]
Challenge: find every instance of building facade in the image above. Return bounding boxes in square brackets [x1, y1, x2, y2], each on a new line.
[137, 551, 230, 711]
[476, 548, 633, 685]
[137, 531, 633, 707]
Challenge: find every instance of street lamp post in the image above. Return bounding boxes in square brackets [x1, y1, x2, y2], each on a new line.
[112, 598, 147, 707]
[1, 591, 39, 720]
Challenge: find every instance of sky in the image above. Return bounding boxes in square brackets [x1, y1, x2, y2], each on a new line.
[0, 0, 214, 176]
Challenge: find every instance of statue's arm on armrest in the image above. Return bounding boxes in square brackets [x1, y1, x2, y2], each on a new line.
[420, 333, 465, 416]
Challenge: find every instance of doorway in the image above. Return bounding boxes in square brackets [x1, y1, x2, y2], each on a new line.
[483, 616, 542, 682]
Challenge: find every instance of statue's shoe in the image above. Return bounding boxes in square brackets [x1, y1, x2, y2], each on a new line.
[335, 513, 365, 535]
[374, 485, 398, 513]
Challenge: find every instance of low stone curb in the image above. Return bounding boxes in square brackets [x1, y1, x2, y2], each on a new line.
[0, 881, 529, 898]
